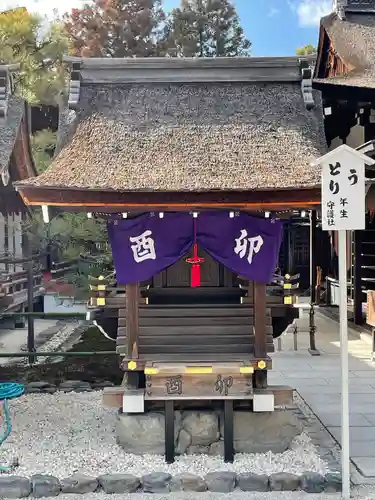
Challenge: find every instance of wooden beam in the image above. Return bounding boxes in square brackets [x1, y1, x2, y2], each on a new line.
[253, 281, 267, 358]
[17, 186, 321, 211]
[126, 282, 139, 360]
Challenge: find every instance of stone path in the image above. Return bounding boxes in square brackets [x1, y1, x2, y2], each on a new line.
[270, 311, 375, 482]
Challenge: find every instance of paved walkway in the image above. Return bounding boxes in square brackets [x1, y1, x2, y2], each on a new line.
[270, 311, 375, 481]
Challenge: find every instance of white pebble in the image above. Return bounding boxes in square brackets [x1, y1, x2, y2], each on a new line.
[0, 392, 329, 478]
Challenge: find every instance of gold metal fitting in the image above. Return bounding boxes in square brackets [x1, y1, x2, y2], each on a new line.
[128, 361, 137, 371]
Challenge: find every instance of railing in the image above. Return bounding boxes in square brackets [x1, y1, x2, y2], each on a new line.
[0, 269, 43, 311]
[50, 258, 79, 279]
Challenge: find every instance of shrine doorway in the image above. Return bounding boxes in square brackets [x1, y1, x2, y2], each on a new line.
[148, 247, 242, 305]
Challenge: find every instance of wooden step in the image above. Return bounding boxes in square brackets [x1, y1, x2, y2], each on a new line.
[138, 335, 274, 346]
[138, 325, 273, 336]
[118, 315, 272, 328]
[138, 344, 258, 354]
[135, 352, 274, 361]
[119, 305, 272, 318]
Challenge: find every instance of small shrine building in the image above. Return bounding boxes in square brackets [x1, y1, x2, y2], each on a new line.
[15, 56, 328, 462]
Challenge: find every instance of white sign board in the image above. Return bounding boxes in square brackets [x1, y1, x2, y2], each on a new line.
[321, 148, 365, 231]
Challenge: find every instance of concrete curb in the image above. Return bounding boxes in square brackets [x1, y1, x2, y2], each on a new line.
[0, 471, 342, 497]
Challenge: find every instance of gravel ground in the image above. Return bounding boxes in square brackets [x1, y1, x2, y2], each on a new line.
[0, 392, 328, 478]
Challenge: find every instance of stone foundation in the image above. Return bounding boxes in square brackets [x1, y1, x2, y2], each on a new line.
[116, 409, 303, 455]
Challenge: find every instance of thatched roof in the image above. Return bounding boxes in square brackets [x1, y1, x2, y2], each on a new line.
[315, 11, 375, 88]
[0, 95, 24, 179]
[20, 57, 327, 193]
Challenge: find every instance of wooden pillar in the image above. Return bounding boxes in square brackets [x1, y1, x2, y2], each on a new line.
[14, 213, 23, 272]
[165, 400, 175, 464]
[126, 282, 139, 360]
[23, 232, 35, 364]
[287, 224, 294, 275]
[0, 214, 5, 271]
[310, 210, 317, 304]
[353, 230, 363, 325]
[309, 210, 319, 356]
[254, 281, 266, 358]
[254, 281, 267, 389]
[223, 400, 234, 463]
[7, 214, 14, 273]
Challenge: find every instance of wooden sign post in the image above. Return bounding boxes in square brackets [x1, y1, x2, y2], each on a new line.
[312, 144, 374, 500]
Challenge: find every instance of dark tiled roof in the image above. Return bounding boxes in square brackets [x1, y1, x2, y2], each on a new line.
[316, 12, 375, 88]
[22, 81, 327, 192]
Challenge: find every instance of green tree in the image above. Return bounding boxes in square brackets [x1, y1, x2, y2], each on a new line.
[296, 44, 316, 56]
[30, 129, 57, 175]
[64, 0, 166, 57]
[163, 0, 251, 57]
[27, 129, 112, 294]
[0, 7, 68, 105]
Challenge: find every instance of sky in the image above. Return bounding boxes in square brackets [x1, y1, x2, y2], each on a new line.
[0, 0, 334, 56]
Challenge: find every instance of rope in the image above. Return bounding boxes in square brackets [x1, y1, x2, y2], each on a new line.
[0, 383, 24, 473]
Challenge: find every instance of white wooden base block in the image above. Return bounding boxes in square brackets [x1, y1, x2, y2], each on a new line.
[122, 390, 144, 413]
[253, 393, 275, 412]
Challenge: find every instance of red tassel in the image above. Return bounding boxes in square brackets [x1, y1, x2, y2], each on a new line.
[191, 263, 201, 287]
[186, 243, 204, 288]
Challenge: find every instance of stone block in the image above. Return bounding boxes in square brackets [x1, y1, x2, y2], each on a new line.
[142, 472, 171, 493]
[324, 472, 342, 492]
[91, 381, 114, 389]
[176, 428, 191, 455]
[0, 476, 31, 498]
[43, 387, 57, 394]
[170, 473, 207, 492]
[116, 408, 301, 455]
[208, 440, 224, 456]
[300, 472, 325, 493]
[237, 473, 269, 492]
[60, 473, 98, 494]
[205, 472, 236, 492]
[269, 472, 300, 491]
[26, 381, 53, 390]
[58, 381, 92, 393]
[74, 386, 93, 393]
[25, 388, 41, 394]
[182, 411, 219, 446]
[116, 411, 180, 454]
[220, 410, 303, 454]
[98, 473, 140, 493]
[31, 474, 60, 497]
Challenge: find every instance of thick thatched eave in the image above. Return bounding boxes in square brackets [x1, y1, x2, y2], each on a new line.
[16, 57, 326, 206]
[0, 64, 37, 213]
[314, 10, 375, 88]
